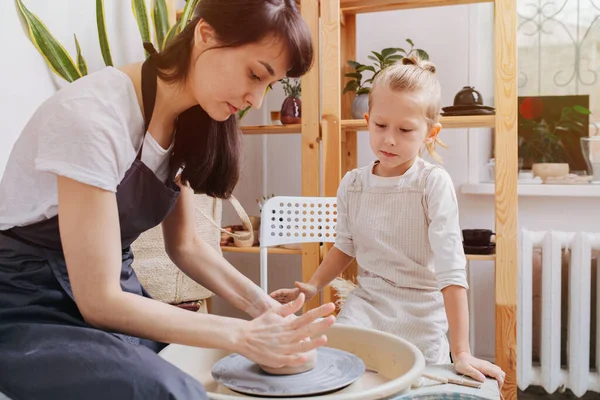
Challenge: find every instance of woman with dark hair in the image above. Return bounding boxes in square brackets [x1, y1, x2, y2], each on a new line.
[0, 1, 334, 398]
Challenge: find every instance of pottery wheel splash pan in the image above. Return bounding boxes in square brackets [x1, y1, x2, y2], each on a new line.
[159, 324, 426, 399]
[211, 347, 365, 397]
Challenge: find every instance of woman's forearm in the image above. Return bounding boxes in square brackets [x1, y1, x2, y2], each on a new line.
[308, 246, 355, 290]
[87, 289, 244, 351]
[441, 285, 471, 357]
[169, 237, 279, 318]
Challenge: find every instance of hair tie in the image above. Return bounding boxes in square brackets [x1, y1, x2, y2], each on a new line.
[143, 42, 159, 56]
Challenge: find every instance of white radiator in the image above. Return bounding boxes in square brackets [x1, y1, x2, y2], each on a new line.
[518, 230, 600, 397]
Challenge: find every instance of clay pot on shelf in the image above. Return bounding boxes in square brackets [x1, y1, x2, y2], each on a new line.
[281, 96, 301, 124]
[531, 163, 569, 183]
[233, 230, 254, 247]
[453, 86, 484, 106]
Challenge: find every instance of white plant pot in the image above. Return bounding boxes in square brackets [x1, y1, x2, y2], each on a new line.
[352, 94, 369, 119]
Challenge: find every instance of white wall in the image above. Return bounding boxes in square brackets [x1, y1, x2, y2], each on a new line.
[0, 0, 146, 173]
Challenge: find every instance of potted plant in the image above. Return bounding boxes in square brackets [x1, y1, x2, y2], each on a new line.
[518, 97, 591, 182]
[280, 77, 301, 124]
[343, 39, 429, 119]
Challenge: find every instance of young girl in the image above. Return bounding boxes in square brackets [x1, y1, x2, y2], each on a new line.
[271, 56, 505, 387]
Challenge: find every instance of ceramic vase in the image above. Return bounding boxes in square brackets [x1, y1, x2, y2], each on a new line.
[281, 96, 301, 124]
[581, 137, 600, 183]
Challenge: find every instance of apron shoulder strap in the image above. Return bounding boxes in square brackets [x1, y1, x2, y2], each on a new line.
[138, 43, 159, 161]
[420, 164, 443, 226]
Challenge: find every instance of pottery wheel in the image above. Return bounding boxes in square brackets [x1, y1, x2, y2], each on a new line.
[211, 347, 365, 397]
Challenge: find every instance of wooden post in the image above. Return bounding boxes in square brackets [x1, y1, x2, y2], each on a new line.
[300, 0, 322, 312]
[320, 0, 342, 306]
[322, 11, 359, 307]
[494, 0, 518, 398]
[339, 13, 359, 286]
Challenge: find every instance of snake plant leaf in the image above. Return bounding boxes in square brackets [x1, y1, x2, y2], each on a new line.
[16, 0, 81, 82]
[177, 0, 200, 33]
[162, 0, 200, 49]
[96, 0, 113, 66]
[152, 0, 169, 51]
[73, 34, 88, 76]
[236, 85, 271, 120]
[162, 21, 179, 49]
[237, 105, 251, 120]
[132, 0, 152, 56]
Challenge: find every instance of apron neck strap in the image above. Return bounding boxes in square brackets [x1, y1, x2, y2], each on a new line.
[138, 43, 159, 160]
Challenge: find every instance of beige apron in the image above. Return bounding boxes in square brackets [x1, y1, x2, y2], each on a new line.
[336, 162, 451, 365]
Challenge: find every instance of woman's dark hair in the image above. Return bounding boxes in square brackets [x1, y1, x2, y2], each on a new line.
[153, 0, 314, 198]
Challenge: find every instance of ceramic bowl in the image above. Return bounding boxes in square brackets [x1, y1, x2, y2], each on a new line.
[159, 323, 425, 399]
[453, 86, 484, 106]
[462, 229, 495, 246]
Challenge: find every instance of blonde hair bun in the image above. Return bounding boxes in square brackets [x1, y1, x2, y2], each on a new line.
[401, 55, 436, 74]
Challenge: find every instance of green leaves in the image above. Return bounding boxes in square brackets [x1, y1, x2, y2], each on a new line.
[177, 0, 200, 34]
[96, 0, 113, 66]
[343, 38, 431, 95]
[573, 105, 592, 115]
[415, 49, 429, 60]
[132, 0, 151, 57]
[74, 34, 88, 76]
[152, 0, 170, 51]
[237, 105, 251, 120]
[343, 80, 359, 94]
[236, 85, 272, 120]
[16, 0, 82, 82]
[519, 104, 592, 164]
[162, 0, 200, 49]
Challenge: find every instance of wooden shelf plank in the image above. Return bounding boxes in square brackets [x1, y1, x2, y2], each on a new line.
[341, 115, 495, 130]
[462, 183, 600, 197]
[240, 124, 301, 135]
[341, 0, 493, 14]
[466, 254, 496, 261]
[221, 245, 302, 255]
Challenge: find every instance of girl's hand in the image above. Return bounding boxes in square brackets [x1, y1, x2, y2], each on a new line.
[270, 282, 318, 304]
[453, 351, 506, 388]
[236, 293, 335, 369]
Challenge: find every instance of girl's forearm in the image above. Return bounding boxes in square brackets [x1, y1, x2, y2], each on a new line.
[308, 246, 355, 290]
[441, 285, 471, 357]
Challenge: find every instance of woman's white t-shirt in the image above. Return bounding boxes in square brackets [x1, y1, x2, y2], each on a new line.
[0, 67, 173, 230]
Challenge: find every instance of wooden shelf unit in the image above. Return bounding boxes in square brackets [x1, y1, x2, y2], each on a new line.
[313, 0, 518, 399]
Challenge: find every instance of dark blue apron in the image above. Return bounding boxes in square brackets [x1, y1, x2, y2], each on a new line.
[0, 56, 208, 400]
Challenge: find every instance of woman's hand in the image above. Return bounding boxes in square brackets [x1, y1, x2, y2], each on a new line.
[453, 351, 506, 389]
[235, 293, 335, 369]
[270, 281, 318, 304]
